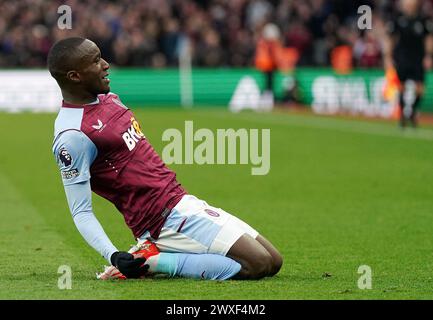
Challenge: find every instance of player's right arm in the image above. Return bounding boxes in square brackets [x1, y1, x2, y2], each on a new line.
[53, 130, 148, 278]
[53, 130, 118, 262]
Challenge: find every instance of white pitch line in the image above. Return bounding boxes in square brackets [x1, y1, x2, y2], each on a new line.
[207, 112, 433, 142]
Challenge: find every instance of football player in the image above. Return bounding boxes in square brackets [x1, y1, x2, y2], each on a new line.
[48, 37, 282, 280]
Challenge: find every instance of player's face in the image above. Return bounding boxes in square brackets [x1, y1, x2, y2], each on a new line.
[74, 40, 110, 95]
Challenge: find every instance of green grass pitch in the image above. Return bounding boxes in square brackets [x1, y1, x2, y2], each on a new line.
[1, 108, 433, 299]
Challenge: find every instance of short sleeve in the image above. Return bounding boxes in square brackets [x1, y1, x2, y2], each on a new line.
[52, 130, 98, 186]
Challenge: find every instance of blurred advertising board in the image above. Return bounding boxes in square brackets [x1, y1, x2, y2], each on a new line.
[1, 69, 432, 114]
[0, 71, 62, 112]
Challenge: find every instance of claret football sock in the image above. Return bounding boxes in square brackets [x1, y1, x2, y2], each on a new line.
[146, 252, 241, 280]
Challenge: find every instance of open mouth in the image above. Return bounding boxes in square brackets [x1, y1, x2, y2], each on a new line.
[102, 73, 110, 83]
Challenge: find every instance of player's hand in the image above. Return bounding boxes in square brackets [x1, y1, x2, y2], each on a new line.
[110, 251, 149, 278]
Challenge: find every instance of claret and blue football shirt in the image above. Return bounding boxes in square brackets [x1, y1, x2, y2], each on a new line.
[53, 93, 186, 260]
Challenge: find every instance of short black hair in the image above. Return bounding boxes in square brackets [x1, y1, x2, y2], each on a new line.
[47, 37, 87, 81]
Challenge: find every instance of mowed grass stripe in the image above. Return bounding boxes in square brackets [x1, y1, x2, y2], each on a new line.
[0, 171, 83, 298]
[203, 110, 433, 141]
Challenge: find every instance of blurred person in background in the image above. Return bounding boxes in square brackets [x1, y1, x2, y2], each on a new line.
[353, 30, 382, 68]
[254, 23, 281, 104]
[278, 46, 300, 106]
[384, 0, 433, 128]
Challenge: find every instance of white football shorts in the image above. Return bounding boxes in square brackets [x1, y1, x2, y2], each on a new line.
[138, 195, 259, 256]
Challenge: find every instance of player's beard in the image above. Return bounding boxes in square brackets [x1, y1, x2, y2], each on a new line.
[86, 77, 110, 95]
[100, 79, 110, 94]
[97, 75, 110, 94]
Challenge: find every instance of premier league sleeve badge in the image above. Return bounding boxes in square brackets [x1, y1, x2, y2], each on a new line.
[58, 148, 72, 167]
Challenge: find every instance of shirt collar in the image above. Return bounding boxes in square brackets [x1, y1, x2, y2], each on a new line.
[62, 97, 100, 109]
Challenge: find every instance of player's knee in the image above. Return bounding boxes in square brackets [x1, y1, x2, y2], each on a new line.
[245, 251, 273, 280]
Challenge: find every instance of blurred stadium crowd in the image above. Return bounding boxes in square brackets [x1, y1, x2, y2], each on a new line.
[1, 0, 433, 68]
